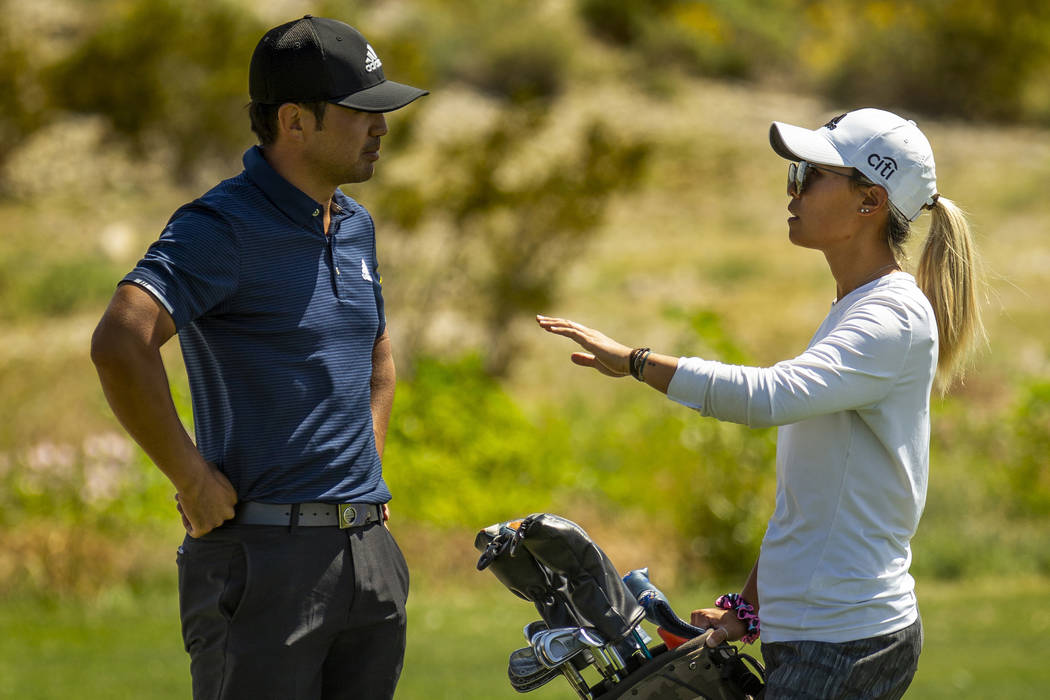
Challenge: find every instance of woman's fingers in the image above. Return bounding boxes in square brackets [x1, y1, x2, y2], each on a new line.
[537, 315, 585, 338]
[539, 316, 599, 352]
[537, 315, 609, 349]
[705, 626, 730, 647]
[691, 608, 716, 627]
[537, 315, 590, 333]
[570, 352, 597, 367]
[572, 352, 626, 377]
[538, 315, 631, 376]
[536, 314, 567, 328]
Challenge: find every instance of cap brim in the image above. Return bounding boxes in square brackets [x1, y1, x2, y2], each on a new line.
[769, 121, 846, 166]
[332, 80, 428, 113]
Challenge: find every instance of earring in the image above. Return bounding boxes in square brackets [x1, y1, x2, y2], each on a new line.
[860, 208, 870, 213]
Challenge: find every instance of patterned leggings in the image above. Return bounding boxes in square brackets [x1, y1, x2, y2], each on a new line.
[759, 618, 923, 700]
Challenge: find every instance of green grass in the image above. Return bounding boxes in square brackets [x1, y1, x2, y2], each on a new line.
[3, 574, 1047, 699]
[0, 586, 188, 699]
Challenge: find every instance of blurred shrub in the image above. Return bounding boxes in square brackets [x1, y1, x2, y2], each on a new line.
[5, 0, 1050, 199]
[377, 106, 651, 375]
[1005, 379, 1050, 516]
[578, 0, 797, 83]
[0, 254, 125, 321]
[565, 306, 776, 579]
[824, 0, 1050, 124]
[385, 345, 775, 581]
[0, 371, 192, 595]
[44, 0, 263, 180]
[574, 398, 776, 580]
[0, 372, 194, 533]
[578, 0, 1050, 125]
[578, 0, 677, 45]
[928, 376, 1050, 522]
[912, 376, 1050, 580]
[0, 435, 167, 526]
[439, 8, 572, 103]
[0, 38, 48, 177]
[0, 0, 64, 190]
[383, 354, 576, 526]
[664, 305, 751, 365]
[0, 433, 180, 595]
[339, 0, 576, 104]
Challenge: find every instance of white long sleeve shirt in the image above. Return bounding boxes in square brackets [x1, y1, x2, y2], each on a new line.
[667, 272, 937, 643]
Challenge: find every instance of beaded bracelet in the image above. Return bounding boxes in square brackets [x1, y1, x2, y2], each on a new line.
[715, 593, 761, 644]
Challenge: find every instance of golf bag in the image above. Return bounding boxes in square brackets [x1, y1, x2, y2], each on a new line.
[476, 513, 764, 699]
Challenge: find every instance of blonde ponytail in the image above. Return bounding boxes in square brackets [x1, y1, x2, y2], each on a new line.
[915, 197, 985, 390]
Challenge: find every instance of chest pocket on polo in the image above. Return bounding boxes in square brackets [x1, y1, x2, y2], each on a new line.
[329, 237, 379, 321]
[331, 248, 369, 295]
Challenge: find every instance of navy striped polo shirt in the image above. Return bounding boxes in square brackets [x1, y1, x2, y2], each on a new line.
[123, 146, 390, 504]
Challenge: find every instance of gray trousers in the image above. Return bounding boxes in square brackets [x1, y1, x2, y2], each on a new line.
[760, 618, 923, 700]
[176, 521, 409, 700]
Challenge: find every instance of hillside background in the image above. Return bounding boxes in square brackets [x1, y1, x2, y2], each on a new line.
[1, 0, 1048, 697]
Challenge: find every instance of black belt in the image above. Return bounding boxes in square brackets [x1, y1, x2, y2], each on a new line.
[231, 502, 383, 528]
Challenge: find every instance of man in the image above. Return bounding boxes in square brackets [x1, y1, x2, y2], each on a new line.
[90, 16, 427, 699]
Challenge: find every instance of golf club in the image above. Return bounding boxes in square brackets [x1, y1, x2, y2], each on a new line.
[508, 646, 562, 692]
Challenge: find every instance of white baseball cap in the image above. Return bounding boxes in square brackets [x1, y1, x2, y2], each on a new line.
[769, 108, 937, 221]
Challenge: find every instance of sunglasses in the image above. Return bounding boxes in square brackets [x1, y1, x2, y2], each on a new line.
[787, 160, 854, 196]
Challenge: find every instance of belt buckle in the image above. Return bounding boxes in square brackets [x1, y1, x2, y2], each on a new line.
[338, 504, 359, 529]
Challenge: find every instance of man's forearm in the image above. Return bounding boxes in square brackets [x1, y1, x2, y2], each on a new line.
[370, 331, 396, 458]
[92, 284, 237, 537]
[92, 319, 207, 491]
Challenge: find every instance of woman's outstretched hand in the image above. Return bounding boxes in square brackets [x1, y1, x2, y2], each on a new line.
[536, 315, 632, 377]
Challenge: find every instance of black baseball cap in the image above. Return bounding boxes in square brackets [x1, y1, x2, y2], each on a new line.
[249, 15, 428, 112]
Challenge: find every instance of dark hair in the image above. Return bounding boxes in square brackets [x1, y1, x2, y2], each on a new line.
[248, 101, 329, 146]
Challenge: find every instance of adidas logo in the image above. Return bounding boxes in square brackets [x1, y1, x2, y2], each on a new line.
[364, 44, 382, 73]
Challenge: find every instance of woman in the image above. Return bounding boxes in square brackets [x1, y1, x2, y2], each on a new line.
[537, 108, 983, 699]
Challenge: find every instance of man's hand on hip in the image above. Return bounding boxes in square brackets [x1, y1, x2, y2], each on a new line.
[175, 461, 238, 537]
